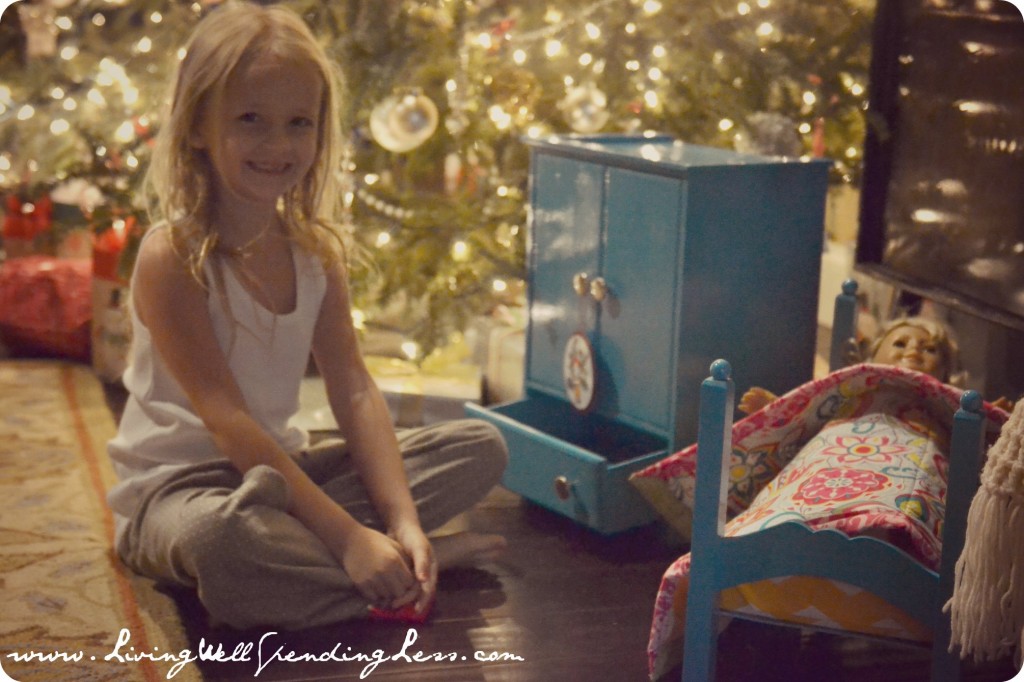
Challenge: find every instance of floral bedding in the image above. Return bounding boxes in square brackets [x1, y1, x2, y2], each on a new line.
[632, 364, 1008, 680]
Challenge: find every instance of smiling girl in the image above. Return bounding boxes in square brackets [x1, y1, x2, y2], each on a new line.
[106, 1, 507, 629]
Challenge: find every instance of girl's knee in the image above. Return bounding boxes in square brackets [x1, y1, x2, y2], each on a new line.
[460, 419, 509, 485]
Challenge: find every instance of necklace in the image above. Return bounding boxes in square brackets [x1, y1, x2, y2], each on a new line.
[214, 225, 272, 259]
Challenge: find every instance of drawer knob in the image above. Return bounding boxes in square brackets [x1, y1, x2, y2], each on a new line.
[590, 277, 608, 302]
[572, 272, 589, 296]
[554, 476, 573, 500]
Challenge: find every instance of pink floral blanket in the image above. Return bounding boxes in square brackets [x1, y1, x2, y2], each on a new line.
[632, 364, 1008, 679]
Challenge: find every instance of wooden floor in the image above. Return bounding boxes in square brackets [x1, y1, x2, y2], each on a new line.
[160, 486, 1020, 682]
[101, 385, 1019, 682]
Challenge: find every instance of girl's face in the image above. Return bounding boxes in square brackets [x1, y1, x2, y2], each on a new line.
[192, 54, 323, 216]
[872, 324, 945, 378]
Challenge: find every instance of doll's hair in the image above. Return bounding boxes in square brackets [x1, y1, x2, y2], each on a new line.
[868, 316, 962, 385]
[144, 0, 348, 280]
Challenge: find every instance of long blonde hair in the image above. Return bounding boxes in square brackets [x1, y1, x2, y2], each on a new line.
[144, 1, 348, 280]
[868, 316, 962, 385]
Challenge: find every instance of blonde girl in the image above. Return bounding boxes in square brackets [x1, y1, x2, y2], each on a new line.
[107, 1, 507, 629]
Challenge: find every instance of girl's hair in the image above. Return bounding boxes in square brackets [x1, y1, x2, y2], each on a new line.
[144, 0, 348, 279]
[868, 316, 961, 384]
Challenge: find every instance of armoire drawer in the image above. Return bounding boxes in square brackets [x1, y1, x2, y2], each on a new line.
[466, 393, 666, 534]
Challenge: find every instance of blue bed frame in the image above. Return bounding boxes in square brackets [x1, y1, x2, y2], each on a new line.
[681, 280, 987, 681]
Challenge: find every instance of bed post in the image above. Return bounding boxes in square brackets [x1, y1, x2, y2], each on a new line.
[682, 359, 735, 682]
[829, 278, 859, 372]
[932, 390, 985, 682]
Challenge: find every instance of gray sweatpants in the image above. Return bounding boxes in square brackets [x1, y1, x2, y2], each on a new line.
[116, 419, 508, 629]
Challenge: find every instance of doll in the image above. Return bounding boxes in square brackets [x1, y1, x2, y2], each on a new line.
[740, 316, 963, 415]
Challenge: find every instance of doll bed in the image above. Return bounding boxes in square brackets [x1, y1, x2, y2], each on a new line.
[639, 361, 1006, 680]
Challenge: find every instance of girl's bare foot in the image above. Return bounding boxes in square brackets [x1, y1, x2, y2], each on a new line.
[433, 532, 507, 570]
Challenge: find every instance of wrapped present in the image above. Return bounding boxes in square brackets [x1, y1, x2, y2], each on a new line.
[3, 193, 54, 257]
[297, 349, 483, 431]
[466, 306, 526, 404]
[91, 221, 133, 383]
[484, 322, 525, 404]
[0, 256, 91, 360]
[369, 352, 482, 427]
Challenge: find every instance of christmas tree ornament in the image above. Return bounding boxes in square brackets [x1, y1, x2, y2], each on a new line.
[733, 112, 803, 157]
[560, 83, 609, 134]
[369, 90, 439, 153]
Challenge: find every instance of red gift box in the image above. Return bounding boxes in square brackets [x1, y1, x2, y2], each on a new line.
[92, 217, 132, 283]
[0, 256, 92, 361]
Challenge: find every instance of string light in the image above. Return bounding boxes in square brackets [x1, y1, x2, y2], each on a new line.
[351, 309, 366, 330]
[475, 32, 493, 50]
[642, 0, 663, 15]
[489, 105, 512, 130]
[401, 341, 421, 361]
[114, 120, 134, 143]
[50, 119, 70, 135]
[451, 240, 470, 261]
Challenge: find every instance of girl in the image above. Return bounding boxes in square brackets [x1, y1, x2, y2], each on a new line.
[106, 1, 507, 629]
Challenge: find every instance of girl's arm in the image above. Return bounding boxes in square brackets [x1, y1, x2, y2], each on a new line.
[311, 259, 437, 614]
[133, 230, 421, 609]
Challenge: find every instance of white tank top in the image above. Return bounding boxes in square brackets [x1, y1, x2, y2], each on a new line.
[107, 226, 327, 542]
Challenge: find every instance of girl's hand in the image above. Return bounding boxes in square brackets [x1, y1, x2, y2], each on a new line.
[390, 521, 437, 615]
[328, 524, 420, 609]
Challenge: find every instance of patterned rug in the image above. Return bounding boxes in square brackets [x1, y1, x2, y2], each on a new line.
[0, 361, 201, 682]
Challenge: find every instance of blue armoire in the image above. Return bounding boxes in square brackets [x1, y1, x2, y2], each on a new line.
[466, 134, 830, 534]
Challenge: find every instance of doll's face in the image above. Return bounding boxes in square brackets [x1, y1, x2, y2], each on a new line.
[872, 325, 945, 379]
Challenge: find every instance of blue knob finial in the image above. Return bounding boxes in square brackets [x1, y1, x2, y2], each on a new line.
[960, 390, 982, 413]
[710, 359, 732, 381]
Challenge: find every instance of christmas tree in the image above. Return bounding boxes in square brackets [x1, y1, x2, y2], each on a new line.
[0, 0, 872, 357]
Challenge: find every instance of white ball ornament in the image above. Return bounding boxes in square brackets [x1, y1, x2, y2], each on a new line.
[561, 83, 610, 134]
[369, 90, 439, 153]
